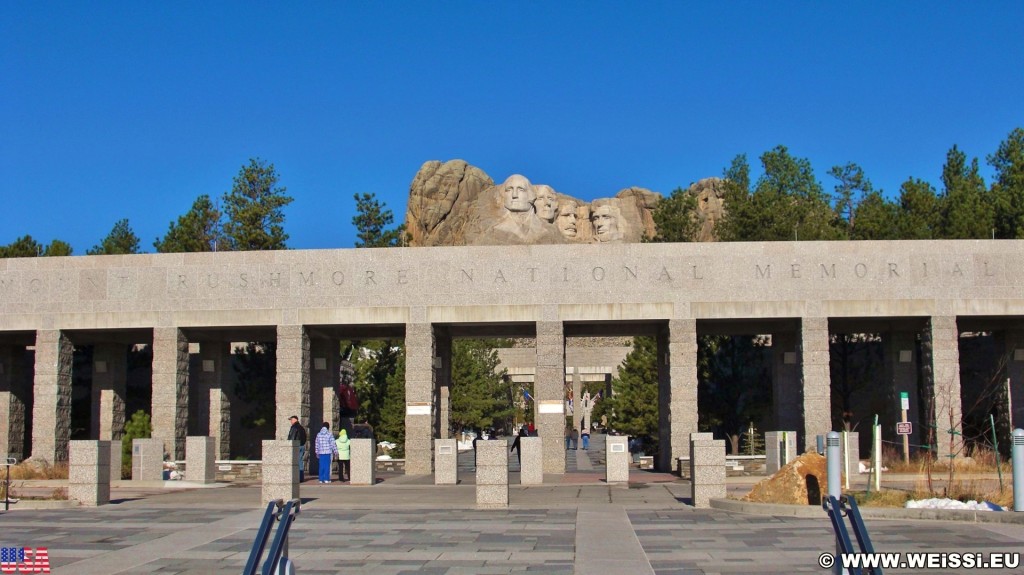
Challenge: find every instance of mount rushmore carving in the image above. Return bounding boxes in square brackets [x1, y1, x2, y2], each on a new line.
[404, 159, 724, 246]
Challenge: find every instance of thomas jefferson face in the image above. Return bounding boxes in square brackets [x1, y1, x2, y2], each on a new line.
[534, 185, 557, 222]
[501, 175, 535, 213]
[556, 203, 578, 237]
[591, 205, 619, 239]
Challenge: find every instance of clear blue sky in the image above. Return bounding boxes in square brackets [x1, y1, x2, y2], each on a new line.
[3, 2, 1022, 252]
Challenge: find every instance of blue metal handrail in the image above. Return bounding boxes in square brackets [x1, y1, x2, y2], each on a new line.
[823, 494, 882, 575]
[243, 498, 301, 575]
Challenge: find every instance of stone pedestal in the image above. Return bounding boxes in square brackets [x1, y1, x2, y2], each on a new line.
[842, 431, 860, 480]
[132, 438, 165, 481]
[690, 438, 726, 508]
[404, 322, 435, 475]
[765, 431, 797, 475]
[350, 438, 376, 486]
[605, 435, 630, 483]
[186, 436, 216, 483]
[520, 437, 543, 485]
[109, 440, 123, 481]
[476, 440, 508, 508]
[434, 438, 457, 485]
[261, 440, 298, 506]
[69, 440, 111, 507]
[152, 327, 189, 461]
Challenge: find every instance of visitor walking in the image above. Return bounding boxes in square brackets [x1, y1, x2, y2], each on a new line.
[510, 426, 528, 464]
[336, 428, 351, 482]
[314, 422, 337, 484]
[287, 415, 307, 483]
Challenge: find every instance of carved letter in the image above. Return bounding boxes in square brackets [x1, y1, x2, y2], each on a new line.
[331, 271, 344, 285]
[264, 272, 282, 288]
[888, 263, 900, 278]
[952, 263, 964, 277]
[527, 267, 538, 282]
[820, 264, 836, 279]
[756, 265, 771, 279]
[592, 267, 605, 281]
[30, 278, 42, 290]
[239, 273, 248, 288]
[461, 269, 473, 282]
[0, 277, 10, 291]
[985, 261, 994, 276]
[494, 269, 507, 283]
[397, 269, 408, 285]
[207, 274, 219, 288]
[365, 270, 376, 285]
[922, 262, 928, 277]
[658, 267, 673, 281]
[692, 265, 703, 280]
[178, 275, 188, 288]
[791, 264, 801, 279]
[623, 266, 637, 280]
[563, 267, 570, 282]
[854, 263, 867, 278]
[299, 271, 315, 286]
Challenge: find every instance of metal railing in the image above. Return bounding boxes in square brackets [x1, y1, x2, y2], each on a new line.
[3, 457, 17, 511]
[823, 494, 881, 575]
[243, 498, 301, 575]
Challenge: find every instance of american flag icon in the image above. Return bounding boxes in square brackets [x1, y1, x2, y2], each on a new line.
[0, 547, 50, 573]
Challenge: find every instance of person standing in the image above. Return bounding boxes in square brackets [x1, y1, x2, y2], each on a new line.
[565, 425, 572, 450]
[571, 428, 579, 450]
[509, 426, 528, 465]
[581, 428, 590, 450]
[314, 422, 337, 484]
[287, 416, 308, 483]
[335, 428, 351, 482]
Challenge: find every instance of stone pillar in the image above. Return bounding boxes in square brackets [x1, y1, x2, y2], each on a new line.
[198, 341, 231, 460]
[152, 328, 189, 460]
[261, 439, 298, 505]
[842, 431, 860, 480]
[0, 344, 29, 461]
[186, 436, 215, 483]
[883, 331, 919, 449]
[801, 317, 831, 453]
[605, 435, 630, 483]
[69, 440, 111, 506]
[404, 322, 435, 475]
[765, 431, 797, 475]
[772, 330, 801, 442]
[924, 316, 962, 459]
[690, 437, 726, 508]
[275, 326, 310, 444]
[662, 319, 698, 472]
[350, 438, 375, 485]
[309, 338, 338, 478]
[1004, 329, 1024, 430]
[520, 436, 543, 485]
[91, 343, 127, 444]
[434, 438, 457, 485]
[475, 439, 508, 508]
[571, 366, 582, 442]
[434, 328, 452, 439]
[535, 318, 566, 474]
[31, 330, 73, 463]
[132, 438, 165, 481]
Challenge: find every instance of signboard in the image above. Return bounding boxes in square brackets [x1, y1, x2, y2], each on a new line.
[900, 392, 910, 411]
[896, 422, 912, 435]
[610, 444, 626, 453]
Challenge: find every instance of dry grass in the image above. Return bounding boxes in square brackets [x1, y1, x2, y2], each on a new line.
[852, 489, 912, 508]
[6, 461, 68, 480]
[49, 487, 68, 501]
[881, 445, 1012, 474]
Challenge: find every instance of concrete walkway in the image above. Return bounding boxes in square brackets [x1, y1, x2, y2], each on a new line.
[2, 478, 1023, 574]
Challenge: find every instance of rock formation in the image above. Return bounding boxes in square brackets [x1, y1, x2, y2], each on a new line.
[404, 160, 664, 246]
[743, 452, 831, 506]
[691, 178, 727, 242]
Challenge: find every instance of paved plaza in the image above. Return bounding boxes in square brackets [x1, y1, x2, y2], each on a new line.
[3, 442, 1023, 575]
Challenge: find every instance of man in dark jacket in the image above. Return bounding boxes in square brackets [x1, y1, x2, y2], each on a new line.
[287, 415, 308, 482]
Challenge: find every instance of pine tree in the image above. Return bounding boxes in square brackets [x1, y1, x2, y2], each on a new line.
[87, 219, 141, 255]
[154, 195, 224, 252]
[896, 178, 941, 239]
[828, 162, 874, 238]
[449, 339, 512, 434]
[940, 145, 993, 239]
[649, 187, 699, 242]
[742, 421, 766, 456]
[352, 192, 406, 247]
[851, 190, 900, 240]
[989, 127, 1024, 238]
[222, 158, 293, 251]
[603, 336, 659, 452]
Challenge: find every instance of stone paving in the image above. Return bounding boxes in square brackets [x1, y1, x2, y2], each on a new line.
[2, 440, 1023, 574]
